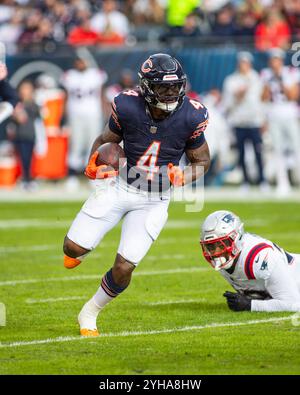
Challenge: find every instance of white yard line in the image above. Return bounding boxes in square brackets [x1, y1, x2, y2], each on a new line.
[0, 244, 59, 253]
[0, 219, 70, 229]
[0, 219, 200, 229]
[0, 316, 291, 349]
[0, 267, 209, 287]
[144, 299, 207, 306]
[25, 297, 207, 305]
[2, 217, 299, 232]
[0, 218, 279, 230]
[26, 296, 86, 304]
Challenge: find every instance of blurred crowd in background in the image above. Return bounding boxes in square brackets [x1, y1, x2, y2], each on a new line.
[1, 0, 300, 53]
[1, 45, 300, 197]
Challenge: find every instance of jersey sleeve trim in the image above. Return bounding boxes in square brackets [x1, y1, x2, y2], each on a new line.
[244, 243, 273, 280]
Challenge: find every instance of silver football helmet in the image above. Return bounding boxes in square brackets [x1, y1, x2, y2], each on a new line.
[200, 210, 244, 271]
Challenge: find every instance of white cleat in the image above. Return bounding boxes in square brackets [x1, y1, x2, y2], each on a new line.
[78, 299, 100, 337]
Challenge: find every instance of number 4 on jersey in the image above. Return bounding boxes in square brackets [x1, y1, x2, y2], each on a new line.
[137, 141, 161, 180]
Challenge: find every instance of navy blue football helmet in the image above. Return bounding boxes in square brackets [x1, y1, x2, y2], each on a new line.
[138, 53, 187, 112]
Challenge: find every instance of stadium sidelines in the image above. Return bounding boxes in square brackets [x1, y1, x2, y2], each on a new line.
[0, 267, 210, 287]
[0, 316, 292, 349]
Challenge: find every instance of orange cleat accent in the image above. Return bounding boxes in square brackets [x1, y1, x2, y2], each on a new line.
[80, 328, 100, 337]
[64, 255, 81, 269]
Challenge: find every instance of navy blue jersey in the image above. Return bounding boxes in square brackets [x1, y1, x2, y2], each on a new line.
[109, 89, 209, 191]
[0, 80, 19, 107]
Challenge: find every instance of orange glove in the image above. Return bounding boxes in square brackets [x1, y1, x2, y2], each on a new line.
[167, 163, 185, 187]
[84, 151, 119, 180]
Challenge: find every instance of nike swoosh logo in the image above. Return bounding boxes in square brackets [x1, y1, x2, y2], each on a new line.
[204, 110, 208, 118]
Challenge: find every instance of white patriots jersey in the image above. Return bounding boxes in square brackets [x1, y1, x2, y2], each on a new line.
[260, 66, 300, 119]
[61, 68, 107, 116]
[220, 233, 300, 312]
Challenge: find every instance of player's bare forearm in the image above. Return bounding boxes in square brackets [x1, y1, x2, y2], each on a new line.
[88, 123, 122, 160]
[184, 142, 210, 184]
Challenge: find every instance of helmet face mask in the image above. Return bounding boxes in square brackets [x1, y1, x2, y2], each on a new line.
[138, 53, 187, 112]
[200, 211, 244, 271]
[200, 231, 240, 271]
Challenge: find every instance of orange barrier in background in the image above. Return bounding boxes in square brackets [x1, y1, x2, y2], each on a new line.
[31, 135, 68, 179]
[0, 161, 19, 187]
[0, 135, 68, 187]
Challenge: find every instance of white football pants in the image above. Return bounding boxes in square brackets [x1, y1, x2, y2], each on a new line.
[67, 179, 170, 265]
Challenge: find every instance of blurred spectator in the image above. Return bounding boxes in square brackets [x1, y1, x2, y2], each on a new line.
[60, 57, 107, 190]
[7, 80, 40, 190]
[255, 7, 291, 51]
[261, 48, 300, 195]
[0, 0, 15, 24]
[35, 17, 57, 50]
[237, 0, 264, 21]
[125, 0, 166, 26]
[223, 51, 266, 190]
[234, 12, 257, 38]
[166, 0, 200, 32]
[46, 1, 77, 43]
[202, 88, 231, 186]
[17, 9, 42, 48]
[67, 9, 99, 46]
[0, 10, 24, 55]
[211, 4, 236, 37]
[162, 11, 201, 39]
[201, 0, 230, 13]
[90, 0, 130, 44]
[282, 0, 300, 40]
[180, 13, 201, 37]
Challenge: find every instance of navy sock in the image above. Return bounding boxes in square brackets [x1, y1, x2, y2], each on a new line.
[101, 268, 128, 298]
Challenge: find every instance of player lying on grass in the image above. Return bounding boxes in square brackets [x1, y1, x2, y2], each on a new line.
[63, 53, 210, 336]
[200, 210, 300, 312]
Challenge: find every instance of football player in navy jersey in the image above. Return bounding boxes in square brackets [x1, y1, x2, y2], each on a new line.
[63, 53, 210, 336]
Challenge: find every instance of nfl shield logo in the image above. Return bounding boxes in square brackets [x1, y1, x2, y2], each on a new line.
[150, 126, 157, 134]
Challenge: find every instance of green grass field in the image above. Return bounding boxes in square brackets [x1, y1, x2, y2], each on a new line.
[0, 200, 299, 375]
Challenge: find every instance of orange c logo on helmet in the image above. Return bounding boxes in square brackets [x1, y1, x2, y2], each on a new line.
[141, 58, 153, 73]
